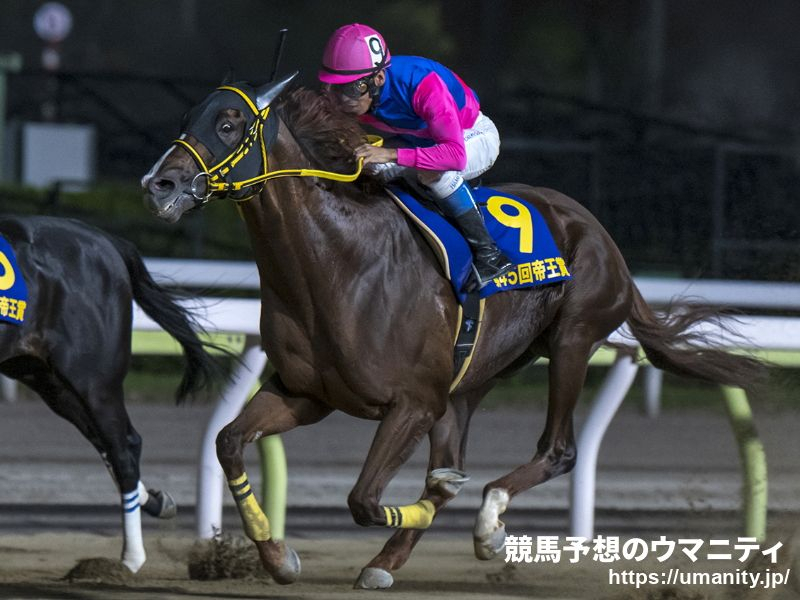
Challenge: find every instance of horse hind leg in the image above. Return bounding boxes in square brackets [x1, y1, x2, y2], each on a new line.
[90, 418, 176, 523]
[140, 486, 177, 519]
[105, 429, 176, 520]
[17, 361, 149, 572]
[119, 429, 176, 520]
[356, 388, 485, 589]
[81, 388, 153, 572]
[96, 410, 180, 566]
[474, 336, 592, 560]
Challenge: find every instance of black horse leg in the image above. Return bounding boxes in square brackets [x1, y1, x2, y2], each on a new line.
[215, 374, 332, 584]
[473, 335, 593, 560]
[115, 417, 174, 519]
[15, 358, 140, 492]
[78, 385, 153, 572]
[12, 359, 103, 447]
[27, 366, 171, 516]
[357, 385, 489, 589]
[13, 359, 148, 571]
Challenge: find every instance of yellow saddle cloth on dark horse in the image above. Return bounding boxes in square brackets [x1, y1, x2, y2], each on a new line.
[0, 235, 28, 325]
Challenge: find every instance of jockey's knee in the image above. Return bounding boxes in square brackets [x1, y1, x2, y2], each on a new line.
[369, 161, 407, 183]
[418, 170, 463, 200]
[416, 170, 444, 187]
[347, 489, 383, 527]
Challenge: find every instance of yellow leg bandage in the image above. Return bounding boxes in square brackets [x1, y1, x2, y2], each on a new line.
[382, 499, 436, 529]
[229, 473, 271, 541]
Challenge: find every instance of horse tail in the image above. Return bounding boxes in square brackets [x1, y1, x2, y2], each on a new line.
[625, 286, 768, 392]
[110, 236, 224, 403]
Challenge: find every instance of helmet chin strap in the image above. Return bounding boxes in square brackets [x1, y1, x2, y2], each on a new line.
[368, 80, 382, 105]
[367, 69, 385, 108]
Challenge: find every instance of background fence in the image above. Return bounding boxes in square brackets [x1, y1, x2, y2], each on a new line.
[1, 1, 798, 280]
[2, 70, 798, 281]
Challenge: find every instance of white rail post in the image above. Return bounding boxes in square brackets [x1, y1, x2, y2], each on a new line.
[643, 366, 663, 418]
[570, 353, 639, 539]
[0, 375, 18, 403]
[196, 337, 268, 538]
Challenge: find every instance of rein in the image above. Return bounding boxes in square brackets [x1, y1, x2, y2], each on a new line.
[172, 85, 381, 203]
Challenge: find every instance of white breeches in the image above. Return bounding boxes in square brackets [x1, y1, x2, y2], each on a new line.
[370, 112, 501, 199]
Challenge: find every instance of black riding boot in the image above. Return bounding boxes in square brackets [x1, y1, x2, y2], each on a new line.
[451, 207, 514, 288]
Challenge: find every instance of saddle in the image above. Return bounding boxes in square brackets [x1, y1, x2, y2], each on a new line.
[385, 184, 572, 389]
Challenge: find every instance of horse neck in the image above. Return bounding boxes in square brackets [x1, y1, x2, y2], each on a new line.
[237, 122, 381, 303]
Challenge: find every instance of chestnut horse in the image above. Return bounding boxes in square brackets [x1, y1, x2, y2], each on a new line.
[0, 215, 221, 572]
[142, 73, 766, 588]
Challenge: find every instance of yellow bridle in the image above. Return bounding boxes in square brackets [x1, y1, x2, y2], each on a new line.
[172, 85, 381, 203]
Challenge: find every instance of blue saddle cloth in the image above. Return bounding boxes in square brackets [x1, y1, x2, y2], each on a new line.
[386, 185, 572, 304]
[0, 235, 29, 325]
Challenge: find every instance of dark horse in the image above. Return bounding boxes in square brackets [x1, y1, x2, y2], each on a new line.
[142, 74, 767, 588]
[0, 215, 221, 573]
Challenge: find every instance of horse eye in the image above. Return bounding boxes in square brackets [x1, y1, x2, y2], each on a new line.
[220, 122, 233, 134]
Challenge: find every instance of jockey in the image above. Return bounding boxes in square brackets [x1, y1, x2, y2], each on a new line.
[318, 23, 513, 289]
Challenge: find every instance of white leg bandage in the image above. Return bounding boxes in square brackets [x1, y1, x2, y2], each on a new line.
[121, 486, 146, 572]
[137, 480, 150, 506]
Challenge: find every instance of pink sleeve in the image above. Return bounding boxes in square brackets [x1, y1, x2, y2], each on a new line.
[395, 72, 467, 171]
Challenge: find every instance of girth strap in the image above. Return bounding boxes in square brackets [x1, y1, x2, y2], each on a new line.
[450, 292, 483, 391]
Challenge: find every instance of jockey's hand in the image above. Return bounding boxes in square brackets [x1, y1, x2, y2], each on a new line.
[354, 144, 397, 165]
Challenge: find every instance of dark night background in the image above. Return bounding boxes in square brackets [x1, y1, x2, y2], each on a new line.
[1, 0, 798, 280]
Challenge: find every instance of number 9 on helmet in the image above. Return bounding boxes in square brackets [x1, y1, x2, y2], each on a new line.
[318, 23, 391, 85]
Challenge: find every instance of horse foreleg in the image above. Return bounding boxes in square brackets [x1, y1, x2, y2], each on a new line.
[357, 389, 485, 588]
[346, 396, 446, 589]
[215, 375, 331, 584]
[347, 400, 438, 528]
[474, 338, 592, 561]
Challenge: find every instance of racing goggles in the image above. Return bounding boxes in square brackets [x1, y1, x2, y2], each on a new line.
[329, 76, 373, 100]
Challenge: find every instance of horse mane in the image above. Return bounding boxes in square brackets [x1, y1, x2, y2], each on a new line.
[275, 87, 380, 187]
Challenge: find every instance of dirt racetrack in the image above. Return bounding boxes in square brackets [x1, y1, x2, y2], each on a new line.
[2, 402, 800, 599]
[0, 527, 799, 600]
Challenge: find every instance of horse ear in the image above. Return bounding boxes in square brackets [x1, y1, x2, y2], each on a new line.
[221, 68, 237, 85]
[255, 71, 299, 110]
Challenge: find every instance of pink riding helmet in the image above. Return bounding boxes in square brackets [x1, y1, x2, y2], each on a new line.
[318, 23, 391, 84]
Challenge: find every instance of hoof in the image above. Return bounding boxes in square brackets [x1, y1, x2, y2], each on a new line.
[142, 489, 177, 519]
[121, 552, 146, 574]
[473, 521, 506, 561]
[264, 543, 301, 585]
[474, 488, 509, 560]
[427, 468, 470, 497]
[355, 567, 394, 589]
